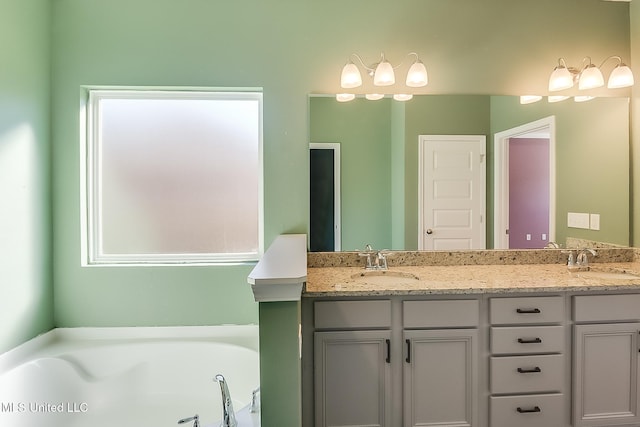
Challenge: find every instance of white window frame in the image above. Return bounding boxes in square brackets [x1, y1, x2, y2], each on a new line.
[80, 87, 264, 266]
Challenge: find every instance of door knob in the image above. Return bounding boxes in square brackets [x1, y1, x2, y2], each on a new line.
[426, 229, 433, 235]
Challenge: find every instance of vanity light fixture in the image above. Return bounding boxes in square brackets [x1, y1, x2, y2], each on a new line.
[548, 56, 634, 92]
[520, 95, 542, 104]
[340, 52, 429, 89]
[548, 95, 570, 103]
[336, 93, 356, 102]
[365, 93, 385, 101]
[393, 94, 413, 101]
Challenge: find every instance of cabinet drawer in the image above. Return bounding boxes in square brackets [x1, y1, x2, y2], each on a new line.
[491, 326, 564, 355]
[490, 296, 564, 325]
[574, 294, 640, 322]
[490, 354, 564, 394]
[403, 299, 479, 328]
[314, 300, 391, 329]
[490, 393, 564, 427]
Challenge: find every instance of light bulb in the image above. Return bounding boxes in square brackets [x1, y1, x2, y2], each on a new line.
[336, 93, 355, 102]
[607, 64, 634, 89]
[365, 94, 385, 101]
[578, 64, 604, 90]
[548, 66, 574, 91]
[406, 60, 428, 87]
[373, 60, 395, 86]
[520, 95, 542, 104]
[340, 62, 362, 89]
[393, 94, 413, 101]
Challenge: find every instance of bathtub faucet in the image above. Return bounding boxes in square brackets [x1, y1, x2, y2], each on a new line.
[214, 374, 238, 427]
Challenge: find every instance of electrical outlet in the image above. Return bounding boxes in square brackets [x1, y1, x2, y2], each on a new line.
[526, 234, 531, 241]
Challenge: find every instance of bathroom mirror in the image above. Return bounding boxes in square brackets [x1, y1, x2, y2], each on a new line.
[309, 95, 630, 251]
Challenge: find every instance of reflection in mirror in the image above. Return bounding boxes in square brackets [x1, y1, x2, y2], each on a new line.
[309, 95, 629, 251]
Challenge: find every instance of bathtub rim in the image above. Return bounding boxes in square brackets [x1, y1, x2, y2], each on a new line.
[0, 324, 259, 376]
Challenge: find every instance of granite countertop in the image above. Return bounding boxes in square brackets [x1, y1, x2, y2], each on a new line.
[304, 261, 640, 297]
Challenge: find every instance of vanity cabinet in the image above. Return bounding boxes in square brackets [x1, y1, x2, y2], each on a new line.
[488, 296, 566, 427]
[312, 298, 479, 427]
[314, 330, 392, 427]
[573, 295, 640, 427]
[314, 300, 392, 427]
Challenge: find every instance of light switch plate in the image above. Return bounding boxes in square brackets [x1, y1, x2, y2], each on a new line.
[590, 214, 600, 230]
[568, 212, 590, 229]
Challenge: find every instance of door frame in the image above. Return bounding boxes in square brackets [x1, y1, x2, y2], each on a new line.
[418, 135, 486, 250]
[493, 116, 556, 249]
[309, 142, 341, 251]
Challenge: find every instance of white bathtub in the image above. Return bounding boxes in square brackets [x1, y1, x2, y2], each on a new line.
[0, 326, 260, 427]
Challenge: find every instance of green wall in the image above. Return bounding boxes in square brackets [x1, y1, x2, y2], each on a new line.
[632, 2, 640, 246]
[310, 97, 392, 251]
[490, 96, 630, 247]
[49, 0, 631, 327]
[0, 0, 52, 354]
[0, 0, 631, 425]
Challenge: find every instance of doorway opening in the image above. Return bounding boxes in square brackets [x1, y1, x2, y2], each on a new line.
[309, 143, 341, 251]
[493, 116, 556, 249]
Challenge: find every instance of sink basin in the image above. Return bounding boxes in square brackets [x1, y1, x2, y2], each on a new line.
[351, 270, 420, 285]
[574, 269, 640, 281]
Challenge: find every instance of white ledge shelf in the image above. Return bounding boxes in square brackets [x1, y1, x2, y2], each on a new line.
[248, 234, 307, 302]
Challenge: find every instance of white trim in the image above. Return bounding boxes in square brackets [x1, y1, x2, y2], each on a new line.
[309, 142, 342, 251]
[493, 116, 556, 249]
[80, 87, 264, 266]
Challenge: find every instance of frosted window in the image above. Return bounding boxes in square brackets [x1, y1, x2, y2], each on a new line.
[82, 89, 263, 265]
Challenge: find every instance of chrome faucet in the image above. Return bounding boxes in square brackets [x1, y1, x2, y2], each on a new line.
[214, 374, 237, 427]
[178, 414, 200, 427]
[357, 244, 389, 270]
[577, 248, 597, 267]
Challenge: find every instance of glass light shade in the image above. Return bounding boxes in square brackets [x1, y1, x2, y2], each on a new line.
[340, 62, 362, 89]
[520, 95, 542, 104]
[548, 95, 570, 103]
[548, 66, 574, 91]
[393, 94, 413, 101]
[373, 61, 395, 86]
[607, 64, 634, 89]
[574, 95, 595, 102]
[365, 94, 385, 101]
[405, 60, 428, 87]
[578, 64, 604, 90]
[336, 93, 355, 102]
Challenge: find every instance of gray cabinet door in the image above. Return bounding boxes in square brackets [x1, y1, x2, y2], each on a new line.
[573, 322, 640, 427]
[403, 329, 478, 427]
[315, 330, 392, 427]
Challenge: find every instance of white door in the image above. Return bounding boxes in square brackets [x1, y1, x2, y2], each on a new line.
[419, 135, 486, 250]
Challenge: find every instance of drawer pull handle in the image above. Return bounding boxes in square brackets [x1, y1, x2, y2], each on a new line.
[516, 308, 541, 314]
[518, 337, 543, 344]
[406, 339, 411, 363]
[386, 339, 391, 363]
[517, 406, 541, 414]
[517, 367, 542, 374]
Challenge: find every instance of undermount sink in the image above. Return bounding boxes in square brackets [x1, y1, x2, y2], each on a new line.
[351, 270, 420, 284]
[573, 269, 640, 281]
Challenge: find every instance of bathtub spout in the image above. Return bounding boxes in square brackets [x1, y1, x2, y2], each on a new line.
[250, 387, 260, 413]
[214, 374, 237, 427]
